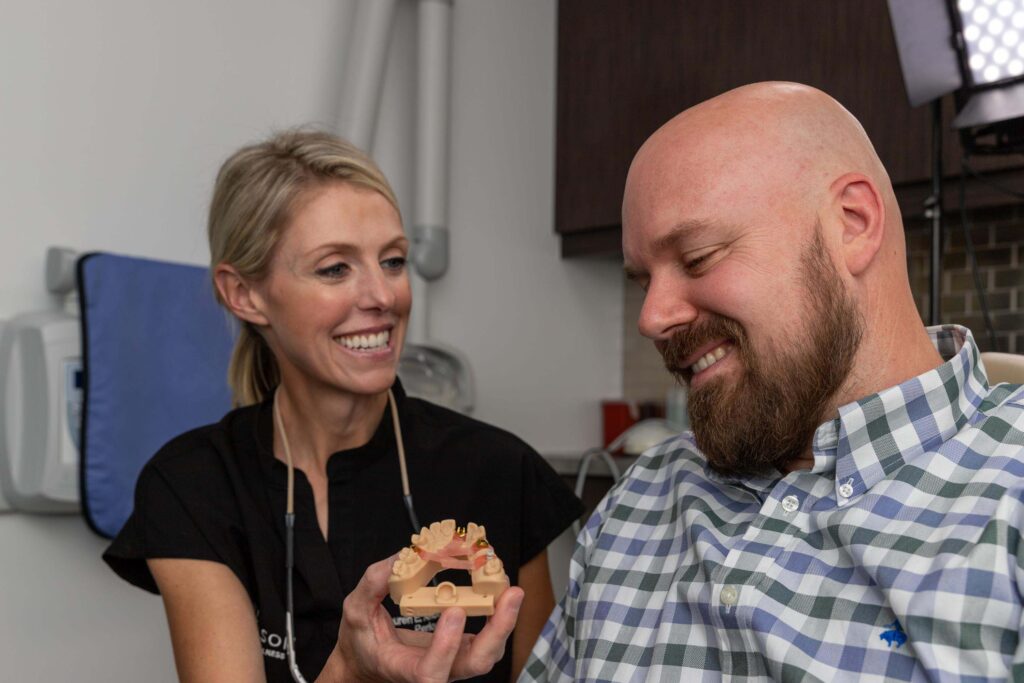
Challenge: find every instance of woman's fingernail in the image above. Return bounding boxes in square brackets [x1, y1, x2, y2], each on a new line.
[510, 592, 524, 614]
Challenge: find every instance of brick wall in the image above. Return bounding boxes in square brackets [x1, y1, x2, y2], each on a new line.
[906, 204, 1024, 353]
[622, 204, 1024, 401]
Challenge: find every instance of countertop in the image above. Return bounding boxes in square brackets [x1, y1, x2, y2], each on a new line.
[543, 452, 638, 478]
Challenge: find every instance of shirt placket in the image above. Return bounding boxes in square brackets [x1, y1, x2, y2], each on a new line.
[710, 477, 823, 678]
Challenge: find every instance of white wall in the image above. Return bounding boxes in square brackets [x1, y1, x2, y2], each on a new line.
[439, 1, 623, 453]
[0, 0, 622, 679]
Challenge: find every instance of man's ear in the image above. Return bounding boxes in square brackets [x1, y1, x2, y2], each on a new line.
[831, 173, 885, 276]
[213, 263, 269, 326]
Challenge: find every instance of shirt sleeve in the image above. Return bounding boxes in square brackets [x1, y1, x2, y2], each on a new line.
[103, 455, 250, 595]
[520, 479, 623, 681]
[520, 493, 610, 681]
[519, 595, 576, 682]
[516, 446, 585, 565]
[1010, 490, 1024, 678]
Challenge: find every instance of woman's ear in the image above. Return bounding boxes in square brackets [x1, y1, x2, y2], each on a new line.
[831, 172, 885, 277]
[213, 263, 269, 326]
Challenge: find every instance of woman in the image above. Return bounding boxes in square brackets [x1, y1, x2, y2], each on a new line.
[103, 130, 583, 682]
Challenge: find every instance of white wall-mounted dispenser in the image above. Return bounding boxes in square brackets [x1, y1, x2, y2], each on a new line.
[0, 247, 82, 512]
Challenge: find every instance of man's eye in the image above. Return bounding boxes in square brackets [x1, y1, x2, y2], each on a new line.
[382, 256, 407, 271]
[316, 262, 350, 278]
[684, 250, 717, 273]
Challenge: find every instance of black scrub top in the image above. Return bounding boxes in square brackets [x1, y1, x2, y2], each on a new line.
[104, 380, 583, 682]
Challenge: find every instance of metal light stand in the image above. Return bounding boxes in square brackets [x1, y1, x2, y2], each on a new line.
[925, 99, 944, 327]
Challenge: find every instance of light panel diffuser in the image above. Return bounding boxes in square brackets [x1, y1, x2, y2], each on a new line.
[958, 0, 1024, 84]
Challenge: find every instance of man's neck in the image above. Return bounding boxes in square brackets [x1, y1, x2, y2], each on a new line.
[784, 323, 945, 474]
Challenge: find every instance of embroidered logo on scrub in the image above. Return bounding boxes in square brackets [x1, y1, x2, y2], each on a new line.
[879, 620, 907, 648]
[392, 613, 440, 632]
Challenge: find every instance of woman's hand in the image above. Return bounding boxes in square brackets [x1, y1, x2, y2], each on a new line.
[321, 555, 525, 682]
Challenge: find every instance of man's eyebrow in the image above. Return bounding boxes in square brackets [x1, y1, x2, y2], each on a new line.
[623, 219, 717, 281]
[651, 219, 712, 254]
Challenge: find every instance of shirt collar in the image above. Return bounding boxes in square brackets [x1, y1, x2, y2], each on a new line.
[813, 324, 989, 504]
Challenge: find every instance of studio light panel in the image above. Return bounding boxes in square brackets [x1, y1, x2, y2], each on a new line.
[958, 0, 1024, 84]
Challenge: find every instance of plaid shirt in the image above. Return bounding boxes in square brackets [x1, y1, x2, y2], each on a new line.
[524, 326, 1024, 682]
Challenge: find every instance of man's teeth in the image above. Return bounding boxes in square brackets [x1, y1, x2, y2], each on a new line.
[691, 345, 728, 374]
[336, 330, 390, 350]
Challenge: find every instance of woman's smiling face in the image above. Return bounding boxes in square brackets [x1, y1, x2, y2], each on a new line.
[252, 181, 411, 400]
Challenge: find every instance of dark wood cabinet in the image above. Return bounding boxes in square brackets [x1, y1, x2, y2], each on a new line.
[556, 0, 1024, 257]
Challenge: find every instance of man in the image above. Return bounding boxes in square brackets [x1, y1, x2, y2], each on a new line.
[523, 82, 1024, 680]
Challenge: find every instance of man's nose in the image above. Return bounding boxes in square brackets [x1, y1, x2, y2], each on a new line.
[637, 279, 698, 340]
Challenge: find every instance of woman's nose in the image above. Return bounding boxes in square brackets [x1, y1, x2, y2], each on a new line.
[357, 267, 397, 310]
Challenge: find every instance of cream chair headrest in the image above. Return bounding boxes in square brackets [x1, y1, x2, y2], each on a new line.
[980, 352, 1024, 385]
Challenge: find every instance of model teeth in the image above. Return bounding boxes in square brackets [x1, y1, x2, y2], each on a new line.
[691, 345, 728, 374]
[336, 330, 390, 350]
[413, 520, 458, 551]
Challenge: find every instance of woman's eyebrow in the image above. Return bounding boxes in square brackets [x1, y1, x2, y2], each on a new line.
[303, 242, 358, 258]
[302, 235, 409, 260]
[382, 235, 410, 251]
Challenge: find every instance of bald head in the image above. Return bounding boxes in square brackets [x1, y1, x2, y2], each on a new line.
[625, 82, 899, 251]
[648, 82, 887, 169]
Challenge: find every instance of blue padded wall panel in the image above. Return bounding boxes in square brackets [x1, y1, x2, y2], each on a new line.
[78, 253, 235, 538]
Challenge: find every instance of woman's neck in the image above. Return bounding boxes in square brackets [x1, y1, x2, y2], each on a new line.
[272, 380, 390, 475]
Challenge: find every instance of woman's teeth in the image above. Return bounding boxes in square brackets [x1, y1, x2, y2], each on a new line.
[336, 330, 390, 351]
[691, 345, 728, 374]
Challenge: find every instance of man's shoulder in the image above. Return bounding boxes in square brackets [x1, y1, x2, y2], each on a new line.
[602, 432, 708, 507]
[972, 383, 1024, 443]
[631, 431, 704, 475]
[979, 382, 1024, 412]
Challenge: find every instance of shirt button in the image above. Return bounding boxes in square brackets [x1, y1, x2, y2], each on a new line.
[720, 585, 738, 606]
[781, 495, 799, 513]
[838, 482, 854, 499]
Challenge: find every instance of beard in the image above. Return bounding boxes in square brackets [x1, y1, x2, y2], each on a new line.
[659, 229, 862, 477]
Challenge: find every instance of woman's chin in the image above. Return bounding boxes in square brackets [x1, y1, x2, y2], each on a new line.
[333, 369, 399, 397]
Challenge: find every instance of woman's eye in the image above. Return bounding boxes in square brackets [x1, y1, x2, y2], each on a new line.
[382, 256, 407, 271]
[315, 262, 350, 279]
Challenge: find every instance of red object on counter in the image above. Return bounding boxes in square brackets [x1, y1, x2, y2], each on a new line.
[601, 400, 638, 449]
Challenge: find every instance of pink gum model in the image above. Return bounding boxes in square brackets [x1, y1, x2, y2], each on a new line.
[388, 519, 510, 617]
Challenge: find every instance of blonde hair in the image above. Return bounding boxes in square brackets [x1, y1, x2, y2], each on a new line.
[208, 129, 400, 406]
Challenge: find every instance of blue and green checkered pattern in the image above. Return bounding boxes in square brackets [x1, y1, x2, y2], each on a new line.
[524, 326, 1024, 682]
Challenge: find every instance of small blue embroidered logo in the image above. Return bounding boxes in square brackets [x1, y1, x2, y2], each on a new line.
[879, 620, 907, 648]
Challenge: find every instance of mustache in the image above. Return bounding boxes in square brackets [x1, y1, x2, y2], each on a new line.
[659, 316, 746, 379]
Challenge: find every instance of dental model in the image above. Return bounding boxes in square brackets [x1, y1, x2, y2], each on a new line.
[388, 519, 510, 617]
